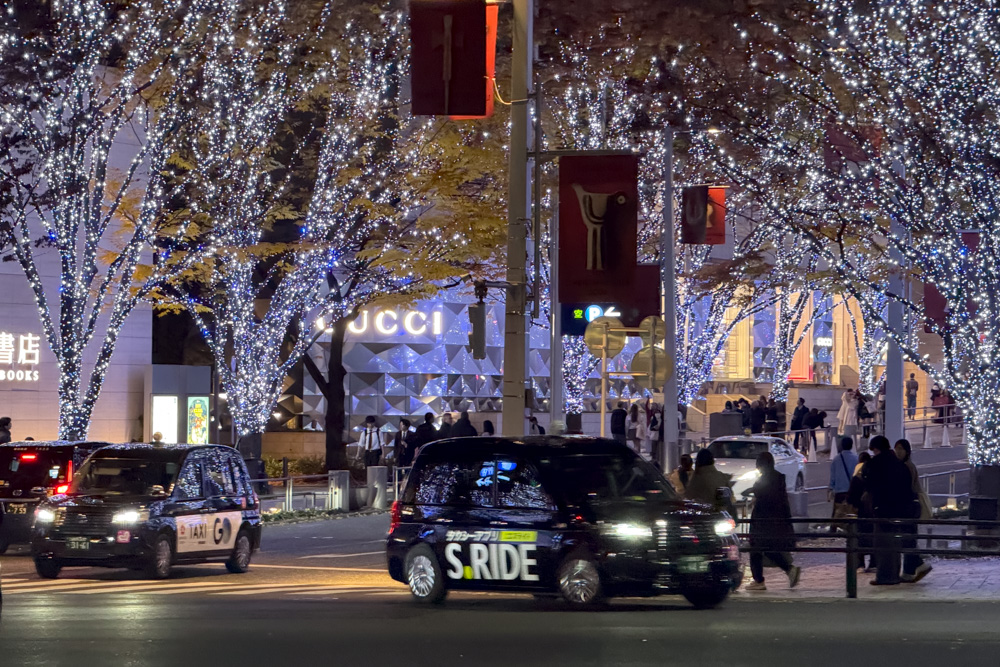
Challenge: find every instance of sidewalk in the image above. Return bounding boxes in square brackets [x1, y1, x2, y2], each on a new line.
[736, 553, 1000, 601]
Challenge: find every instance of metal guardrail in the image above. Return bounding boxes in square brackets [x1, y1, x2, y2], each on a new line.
[248, 471, 356, 512]
[736, 516, 1000, 598]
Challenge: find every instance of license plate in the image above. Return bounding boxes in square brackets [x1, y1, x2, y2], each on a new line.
[678, 556, 710, 574]
[66, 537, 90, 551]
[5, 503, 28, 515]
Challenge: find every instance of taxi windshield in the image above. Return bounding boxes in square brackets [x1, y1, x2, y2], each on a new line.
[72, 456, 180, 496]
[0, 448, 71, 493]
[546, 453, 678, 506]
[708, 440, 769, 460]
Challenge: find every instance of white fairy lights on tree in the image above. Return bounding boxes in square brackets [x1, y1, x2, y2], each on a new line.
[687, 0, 1000, 465]
[0, 0, 212, 439]
[165, 2, 470, 449]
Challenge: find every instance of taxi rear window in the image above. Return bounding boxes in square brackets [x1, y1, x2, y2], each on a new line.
[0, 448, 72, 492]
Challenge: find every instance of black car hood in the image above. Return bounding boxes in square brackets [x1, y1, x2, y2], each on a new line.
[48, 493, 150, 509]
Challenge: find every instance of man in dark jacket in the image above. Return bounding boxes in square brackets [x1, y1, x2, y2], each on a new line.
[750, 401, 766, 434]
[452, 411, 478, 437]
[413, 413, 438, 451]
[0, 416, 11, 444]
[610, 402, 628, 444]
[436, 412, 453, 440]
[394, 419, 417, 467]
[744, 451, 801, 591]
[863, 435, 915, 585]
[790, 398, 809, 450]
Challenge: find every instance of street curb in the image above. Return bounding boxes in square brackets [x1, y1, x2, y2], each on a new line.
[261, 508, 390, 526]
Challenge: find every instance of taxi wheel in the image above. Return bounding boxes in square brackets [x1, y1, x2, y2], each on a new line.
[145, 534, 173, 580]
[34, 558, 62, 579]
[404, 544, 447, 604]
[225, 530, 253, 574]
[683, 585, 730, 609]
[556, 553, 603, 606]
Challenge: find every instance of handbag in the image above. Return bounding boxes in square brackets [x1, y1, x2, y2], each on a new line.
[918, 490, 933, 520]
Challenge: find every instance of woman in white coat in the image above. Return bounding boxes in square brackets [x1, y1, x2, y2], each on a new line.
[837, 389, 859, 441]
[628, 403, 647, 452]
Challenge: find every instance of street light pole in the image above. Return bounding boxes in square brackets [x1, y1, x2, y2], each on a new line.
[501, 0, 532, 436]
[661, 127, 680, 471]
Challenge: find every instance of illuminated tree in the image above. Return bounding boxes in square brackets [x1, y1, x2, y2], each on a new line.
[0, 0, 212, 439]
[688, 0, 1000, 465]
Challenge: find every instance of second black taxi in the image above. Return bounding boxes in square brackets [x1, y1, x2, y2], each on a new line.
[387, 436, 743, 608]
[31, 443, 262, 579]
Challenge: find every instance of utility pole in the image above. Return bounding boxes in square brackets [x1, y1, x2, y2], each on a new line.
[661, 127, 680, 471]
[501, 0, 532, 436]
[884, 218, 906, 445]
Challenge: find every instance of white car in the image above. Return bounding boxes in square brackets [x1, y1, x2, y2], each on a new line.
[704, 436, 806, 501]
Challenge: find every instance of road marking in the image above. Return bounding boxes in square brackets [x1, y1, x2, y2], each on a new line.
[213, 585, 352, 596]
[1, 578, 108, 590]
[251, 563, 382, 573]
[63, 580, 239, 595]
[285, 586, 397, 595]
[299, 551, 383, 560]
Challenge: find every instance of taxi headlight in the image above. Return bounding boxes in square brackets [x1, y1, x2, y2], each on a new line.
[602, 522, 653, 539]
[35, 508, 56, 523]
[112, 510, 149, 524]
[714, 518, 737, 537]
[738, 469, 760, 482]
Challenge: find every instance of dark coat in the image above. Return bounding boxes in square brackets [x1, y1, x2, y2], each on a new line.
[610, 408, 627, 436]
[452, 417, 477, 438]
[436, 422, 452, 440]
[750, 406, 766, 433]
[749, 470, 796, 551]
[790, 405, 809, 430]
[862, 451, 915, 519]
[804, 412, 823, 429]
[413, 422, 437, 449]
[0, 427, 9, 445]
[394, 431, 419, 467]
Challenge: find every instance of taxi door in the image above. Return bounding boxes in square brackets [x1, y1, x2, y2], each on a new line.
[201, 451, 244, 556]
[167, 454, 217, 558]
[470, 456, 559, 590]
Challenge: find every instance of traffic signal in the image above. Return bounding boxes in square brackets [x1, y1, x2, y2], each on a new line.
[468, 301, 486, 359]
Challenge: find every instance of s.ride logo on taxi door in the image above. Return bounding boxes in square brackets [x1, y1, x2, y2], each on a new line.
[444, 542, 540, 582]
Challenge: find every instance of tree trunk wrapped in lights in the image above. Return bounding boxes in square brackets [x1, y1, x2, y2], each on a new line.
[684, 0, 1000, 466]
[0, 0, 215, 439]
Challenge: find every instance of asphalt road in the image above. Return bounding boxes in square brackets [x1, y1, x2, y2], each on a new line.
[2, 593, 999, 666]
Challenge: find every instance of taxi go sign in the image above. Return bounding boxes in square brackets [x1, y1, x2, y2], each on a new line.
[0, 331, 41, 383]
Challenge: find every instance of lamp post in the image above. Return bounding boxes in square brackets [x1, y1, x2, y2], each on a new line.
[660, 127, 680, 471]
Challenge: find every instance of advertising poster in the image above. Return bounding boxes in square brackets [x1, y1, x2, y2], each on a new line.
[187, 396, 209, 445]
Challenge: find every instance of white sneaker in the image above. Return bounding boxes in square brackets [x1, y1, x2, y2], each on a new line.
[744, 580, 767, 591]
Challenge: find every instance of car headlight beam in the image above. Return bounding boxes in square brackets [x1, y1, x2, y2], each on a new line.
[35, 508, 56, 523]
[738, 469, 760, 482]
[714, 518, 737, 537]
[112, 510, 148, 524]
[603, 522, 653, 539]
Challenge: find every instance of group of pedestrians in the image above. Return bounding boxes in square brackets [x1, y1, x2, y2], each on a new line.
[356, 411, 496, 468]
[609, 400, 663, 455]
[833, 434, 933, 585]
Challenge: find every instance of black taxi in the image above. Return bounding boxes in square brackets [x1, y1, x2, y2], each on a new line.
[386, 437, 743, 608]
[31, 444, 262, 580]
[0, 440, 108, 553]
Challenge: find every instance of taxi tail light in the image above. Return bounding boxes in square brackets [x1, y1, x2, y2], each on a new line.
[389, 500, 402, 532]
[54, 484, 70, 494]
[20, 453, 38, 462]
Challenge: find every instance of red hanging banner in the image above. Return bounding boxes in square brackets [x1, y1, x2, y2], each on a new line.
[409, 0, 487, 117]
[680, 186, 726, 245]
[449, 4, 497, 120]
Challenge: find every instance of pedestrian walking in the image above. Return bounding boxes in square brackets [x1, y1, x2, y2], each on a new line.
[481, 420, 495, 437]
[744, 451, 802, 591]
[862, 435, 915, 585]
[452, 410, 478, 437]
[394, 419, 417, 467]
[685, 448, 735, 515]
[895, 439, 933, 583]
[610, 402, 628, 444]
[528, 416, 546, 435]
[790, 398, 809, 451]
[905, 374, 919, 420]
[0, 416, 10, 444]
[628, 403, 646, 451]
[764, 398, 779, 433]
[414, 413, 437, 449]
[644, 404, 662, 455]
[437, 412, 453, 440]
[668, 453, 694, 494]
[750, 400, 766, 434]
[828, 437, 859, 528]
[838, 389, 859, 441]
[358, 416, 382, 467]
[847, 451, 875, 571]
